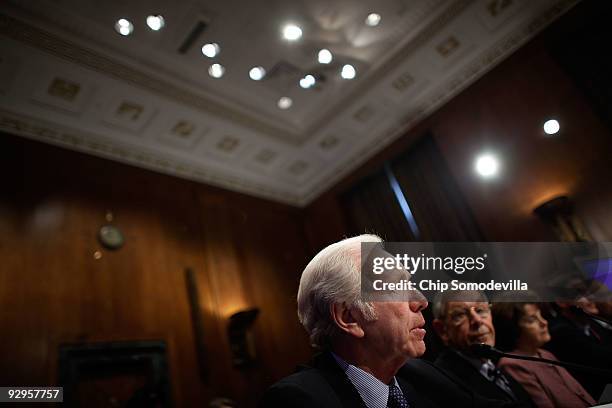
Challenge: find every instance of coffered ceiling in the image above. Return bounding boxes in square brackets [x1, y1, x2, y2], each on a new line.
[0, 0, 577, 206]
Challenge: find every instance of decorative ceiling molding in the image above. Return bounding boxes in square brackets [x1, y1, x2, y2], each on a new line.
[0, 0, 579, 207]
[0, 109, 303, 205]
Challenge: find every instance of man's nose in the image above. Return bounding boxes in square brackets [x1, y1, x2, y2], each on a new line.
[468, 308, 484, 325]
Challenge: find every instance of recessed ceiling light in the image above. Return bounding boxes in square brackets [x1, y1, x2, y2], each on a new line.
[341, 64, 356, 79]
[146, 15, 165, 31]
[201, 43, 220, 58]
[283, 24, 302, 41]
[208, 63, 225, 78]
[278, 97, 292, 109]
[365, 13, 381, 27]
[543, 119, 560, 135]
[115, 18, 134, 36]
[299, 74, 316, 89]
[318, 49, 333, 64]
[249, 66, 266, 81]
[475, 153, 500, 178]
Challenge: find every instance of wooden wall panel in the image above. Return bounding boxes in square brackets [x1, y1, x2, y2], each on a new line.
[0, 134, 312, 407]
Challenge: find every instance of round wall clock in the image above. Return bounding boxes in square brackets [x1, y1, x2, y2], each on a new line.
[98, 224, 125, 250]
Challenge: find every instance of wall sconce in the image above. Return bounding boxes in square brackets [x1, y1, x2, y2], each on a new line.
[533, 195, 592, 242]
[227, 308, 259, 368]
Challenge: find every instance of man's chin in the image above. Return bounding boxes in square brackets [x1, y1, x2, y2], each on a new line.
[412, 342, 426, 358]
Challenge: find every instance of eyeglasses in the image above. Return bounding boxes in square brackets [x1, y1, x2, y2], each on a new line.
[447, 304, 491, 325]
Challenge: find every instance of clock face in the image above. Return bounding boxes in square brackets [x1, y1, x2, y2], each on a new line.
[98, 224, 125, 250]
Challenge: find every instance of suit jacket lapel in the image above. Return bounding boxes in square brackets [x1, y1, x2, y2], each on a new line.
[437, 350, 514, 400]
[397, 376, 432, 407]
[311, 352, 368, 408]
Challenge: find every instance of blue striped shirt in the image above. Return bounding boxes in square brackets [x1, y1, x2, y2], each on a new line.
[332, 353, 404, 408]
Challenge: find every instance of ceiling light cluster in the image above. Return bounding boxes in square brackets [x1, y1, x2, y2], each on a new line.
[114, 15, 379, 108]
[200, 43, 225, 78]
[114, 14, 165, 36]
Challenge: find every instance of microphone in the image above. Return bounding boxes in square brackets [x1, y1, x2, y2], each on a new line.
[469, 343, 500, 359]
[469, 343, 612, 377]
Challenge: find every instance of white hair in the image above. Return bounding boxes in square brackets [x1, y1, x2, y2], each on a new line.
[297, 234, 381, 349]
[432, 289, 489, 319]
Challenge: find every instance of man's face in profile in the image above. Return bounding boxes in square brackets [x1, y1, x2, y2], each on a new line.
[436, 301, 495, 351]
[360, 296, 428, 363]
[360, 246, 428, 361]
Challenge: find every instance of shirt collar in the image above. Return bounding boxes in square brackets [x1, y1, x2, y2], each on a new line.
[332, 352, 400, 408]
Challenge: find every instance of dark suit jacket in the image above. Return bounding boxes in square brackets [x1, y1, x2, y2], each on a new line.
[260, 352, 437, 407]
[545, 314, 612, 399]
[433, 349, 536, 408]
[399, 358, 533, 408]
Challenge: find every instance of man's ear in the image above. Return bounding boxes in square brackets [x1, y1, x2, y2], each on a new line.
[330, 303, 365, 338]
[432, 318, 449, 345]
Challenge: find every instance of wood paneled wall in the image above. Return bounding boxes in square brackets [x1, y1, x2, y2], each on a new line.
[0, 134, 312, 407]
[305, 2, 612, 246]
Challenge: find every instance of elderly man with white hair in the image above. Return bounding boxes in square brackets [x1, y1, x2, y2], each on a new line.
[430, 290, 536, 407]
[260, 234, 435, 408]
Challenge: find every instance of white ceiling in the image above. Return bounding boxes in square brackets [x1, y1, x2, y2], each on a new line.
[0, 0, 577, 206]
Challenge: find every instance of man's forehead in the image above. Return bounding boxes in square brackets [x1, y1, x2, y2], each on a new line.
[446, 301, 488, 309]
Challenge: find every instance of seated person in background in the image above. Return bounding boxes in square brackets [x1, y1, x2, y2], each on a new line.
[545, 285, 612, 399]
[260, 234, 437, 407]
[431, 290, 535, 407]
[492, 295, 595, 408]
[585, 280, 612, 329]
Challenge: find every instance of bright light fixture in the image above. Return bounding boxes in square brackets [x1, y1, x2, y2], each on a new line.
[146, 15, 165, 31]
[201, 43, 220, 58]
[115, 18, 134, 36]
[299, 74, 316, 89]
[341, 64, 356, 79]
[475, 153, 500, 178]
[318, 49, 333, 64]
[365, 13, 381, 27]
[283, 24, 302, 41]
[249, 66, 266, 81]
[208, 63, 225, 78]
[278, 97, 292, 109]
[543, 119, 560, 135]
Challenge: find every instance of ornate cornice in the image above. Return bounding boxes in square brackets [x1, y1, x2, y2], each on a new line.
[0, 109, 302, 206]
